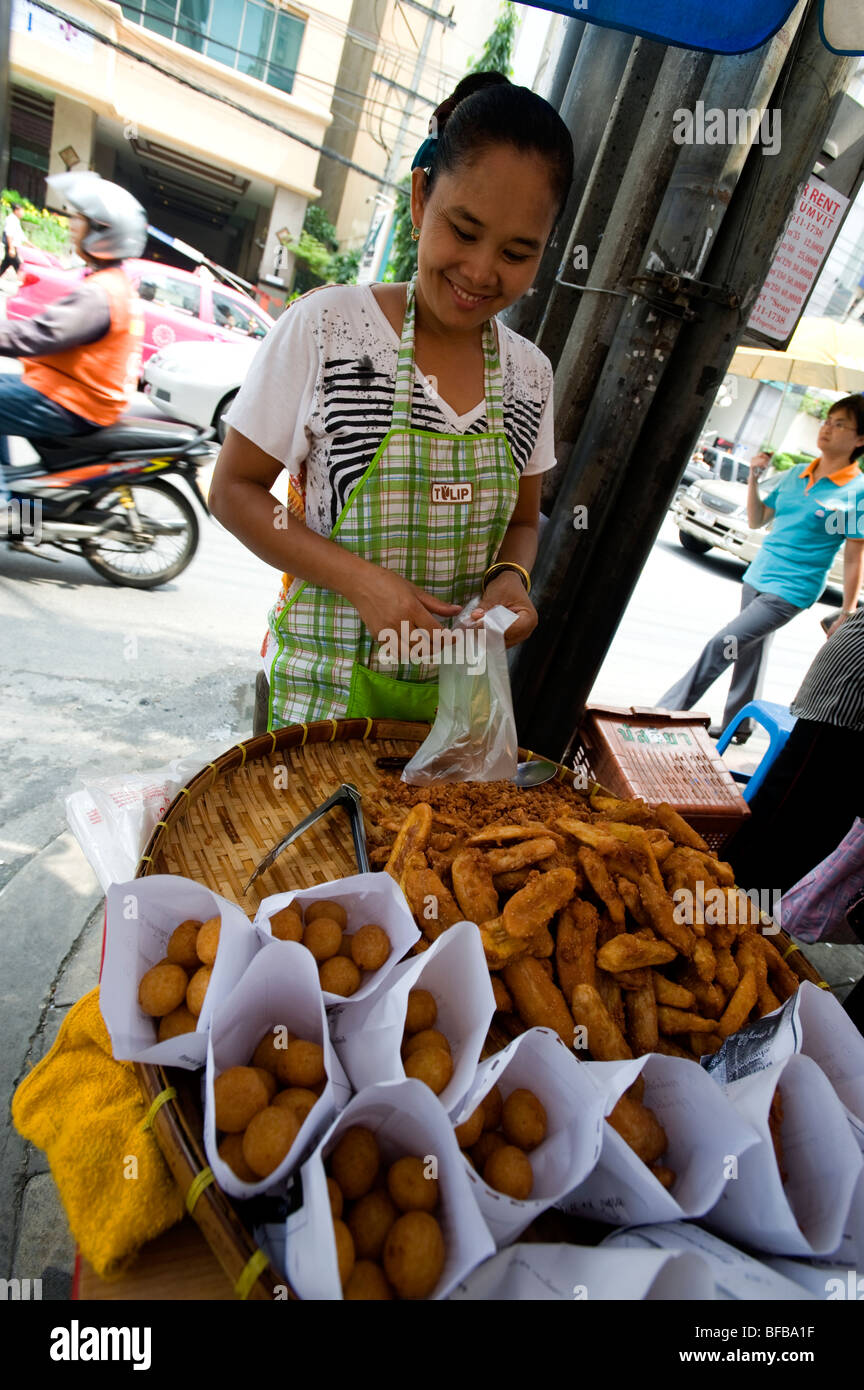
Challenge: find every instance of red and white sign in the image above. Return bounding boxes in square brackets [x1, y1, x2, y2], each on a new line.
[747, 176, 849, 342]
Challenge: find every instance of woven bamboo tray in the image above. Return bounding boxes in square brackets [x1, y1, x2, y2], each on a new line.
[133, 717, 825, 1301]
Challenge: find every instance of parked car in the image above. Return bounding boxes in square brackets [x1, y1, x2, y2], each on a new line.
[143, 337, 260, 440]
[671, 472, 845, 591]
[7, 258, 272, 366]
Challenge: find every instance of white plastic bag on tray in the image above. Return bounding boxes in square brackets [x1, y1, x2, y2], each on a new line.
[705, 1054, 863, 1256]
[602, 1223, 818, 1301]
[203, 941, 352, 1200]
[100, 874, 259, 1069]
[401, 603, 518, 783]
[704, 980, 864, 1139]
[329, 920, 495, 1115]
[452, 1027, 606, 1247]
[253, 873, 419, 1006]
[283, 1079, 496, 1300]
[448, 1242, 715, 1301]
[66, 744, 225, 891]
[557, 1053, 759, 1227]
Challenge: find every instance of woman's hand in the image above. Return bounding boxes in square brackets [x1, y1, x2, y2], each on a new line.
[347, 565, 462, 645]
[470, 570, 538, 646]
[749, 451, 773, 479]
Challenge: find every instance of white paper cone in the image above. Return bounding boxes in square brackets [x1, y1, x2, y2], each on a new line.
[558, 1053, 760, 1226]
[101, 874, 258, 1069]
[448, 1243, 715, 1301]
[283, 1079, 496, 1300]
[203, 941, 352, 1200]
[253, 873, 419, 1005]
[706, 1053, 864, 1256]
[330, 920, 495, 1115]
[452, 1028, 606, 1246]
[603, 1223, 818, 1300]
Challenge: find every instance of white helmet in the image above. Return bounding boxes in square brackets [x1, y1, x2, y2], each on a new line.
[47, 171, 148, 260]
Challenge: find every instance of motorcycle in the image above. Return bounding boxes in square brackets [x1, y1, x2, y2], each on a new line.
[1, 411, 215, 588]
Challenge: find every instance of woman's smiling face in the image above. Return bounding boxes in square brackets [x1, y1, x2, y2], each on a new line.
[410, 143, 560, 332]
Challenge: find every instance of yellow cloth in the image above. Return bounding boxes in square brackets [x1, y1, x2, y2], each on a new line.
[12, 986, 184, 1280]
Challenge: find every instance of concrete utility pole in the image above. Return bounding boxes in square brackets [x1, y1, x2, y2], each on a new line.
[512, 0, 857, 758]
[0, 0, 11, 190]
[356, 0, 450, 282]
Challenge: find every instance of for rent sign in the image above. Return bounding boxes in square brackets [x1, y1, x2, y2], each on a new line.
[747, 175, 849, 342]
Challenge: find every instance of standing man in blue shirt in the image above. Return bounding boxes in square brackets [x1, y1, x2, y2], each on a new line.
[658, 395, 864, 741]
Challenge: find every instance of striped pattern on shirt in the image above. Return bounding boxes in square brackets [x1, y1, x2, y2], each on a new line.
[791, 608, 864, 730]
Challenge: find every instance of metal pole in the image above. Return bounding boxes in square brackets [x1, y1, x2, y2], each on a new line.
[537, 15, 586, 109]
[501, 22, 634, 342]
[0, 0, 11, 190]
[512, 3, 815, 756]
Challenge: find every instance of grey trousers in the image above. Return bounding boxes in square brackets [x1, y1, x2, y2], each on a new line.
[658, 583, 803, 732]
[253, 670, 269, 736]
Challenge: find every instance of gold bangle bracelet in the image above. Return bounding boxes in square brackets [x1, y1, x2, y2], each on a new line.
[482, 561, 531, 594]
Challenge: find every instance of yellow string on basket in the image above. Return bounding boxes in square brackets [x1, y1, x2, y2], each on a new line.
[141, 1086, 177, 1131]
[233, 742, 248, 768]
[329, 720, 339, 741]
[300, 724, 309, 746]
[207, 762, 218, 787]
[234, 1248, 270, 1300]
[269, 731, 278, 753]
[178, 787, 192, 798]
[362, 716, 373, 738]
[185, 1166, 215, 1214]
[782, 941, 800, 959]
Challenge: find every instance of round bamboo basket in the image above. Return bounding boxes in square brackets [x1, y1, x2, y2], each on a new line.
[133, 717, 825, 1300]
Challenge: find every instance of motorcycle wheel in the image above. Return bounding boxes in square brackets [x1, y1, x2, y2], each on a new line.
[83, 478, 199, 589]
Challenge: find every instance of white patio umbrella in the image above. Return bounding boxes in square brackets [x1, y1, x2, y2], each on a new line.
[729, 316, 864, 392]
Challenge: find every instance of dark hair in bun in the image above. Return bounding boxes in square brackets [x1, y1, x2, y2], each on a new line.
[425, 72, 573, 221]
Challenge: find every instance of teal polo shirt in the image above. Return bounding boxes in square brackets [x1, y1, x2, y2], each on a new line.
[744, 459, 864, 607]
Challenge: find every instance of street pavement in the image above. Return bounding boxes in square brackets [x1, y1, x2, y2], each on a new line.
[1, 455, 861, 1295]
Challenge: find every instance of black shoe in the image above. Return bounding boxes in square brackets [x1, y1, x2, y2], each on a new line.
[708, 724, 723, 739]
[709, 724, 752, 744]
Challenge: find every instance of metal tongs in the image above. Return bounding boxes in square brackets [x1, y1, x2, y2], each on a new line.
[243, 781, 369, 895]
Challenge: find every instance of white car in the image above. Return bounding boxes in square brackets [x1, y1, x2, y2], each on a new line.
[672, 473, 845, 592]
[143, 338, 261, 440]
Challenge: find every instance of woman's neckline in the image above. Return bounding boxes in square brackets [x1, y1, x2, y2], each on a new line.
[364, 282, 493, 427]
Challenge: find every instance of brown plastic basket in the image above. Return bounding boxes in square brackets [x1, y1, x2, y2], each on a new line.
[132, 717, 820, 1300]
[571, 705, 750, 853]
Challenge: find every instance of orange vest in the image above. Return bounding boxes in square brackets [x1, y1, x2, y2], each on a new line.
[23, 267, 144, 426]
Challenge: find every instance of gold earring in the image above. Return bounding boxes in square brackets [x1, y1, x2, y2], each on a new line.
[411, 226, 420, 241]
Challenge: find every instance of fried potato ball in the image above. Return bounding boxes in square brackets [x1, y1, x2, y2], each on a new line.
[333, 1218, 356, 1287]
[269, 906, 303, 943]
[502, 1089, 548, 1152]
[387, 1157, 439, 1214]
[138, 962, 188, 1017]
[242, 1105, 301, 1177]
[218, 1133, 258, 1184]
[327, 1177, 344, 1220]
[185, 966, 212, 1017]
[251, 1027, 296, 1076]
[213, 1066, 270, 1133]
[344, 1261, 394, 1301]
[383, 1212, 445, 1300]
[319, 956, 361, 997]
[251, 1067, 277, 1101]
[351, 923, 391, 972]
[196, 916, 221, 965]
[404, 1046, 454, 1095]
[402, 1028, 451, 1060]
[453, 1105, 484, 1149]
[348, 1189, 398, 1259]
[404, 988, 437, 1035]
[303, 917, 342, 963]
[272, 1087, 318, 1125]
[480, 1084, 503, 1132]
[330, 1126, 380, 1200]
[337, 932, 355, 958]
[157, 1004, 198, 1041]
[470, 1131, 507, 1170]
[483, 1144, 533, 1200]
[305, 899, 348, 930]
[166, 920, 202, 971]
[275, 1039, 326, 1088]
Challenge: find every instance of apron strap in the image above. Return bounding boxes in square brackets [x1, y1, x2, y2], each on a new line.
[391, 275, 507, 436]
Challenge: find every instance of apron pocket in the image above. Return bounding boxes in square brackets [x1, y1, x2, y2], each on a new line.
[346, 661, 438, 721]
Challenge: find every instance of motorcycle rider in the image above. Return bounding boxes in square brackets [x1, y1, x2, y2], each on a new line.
[0, 172, 147, 485]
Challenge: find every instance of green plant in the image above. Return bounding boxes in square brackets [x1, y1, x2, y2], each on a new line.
[288, 204, 361, 292]
[2, 188, 70, 255]
[468, 2, 518, 77]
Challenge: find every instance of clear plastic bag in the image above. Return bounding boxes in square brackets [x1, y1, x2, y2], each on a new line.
[401, 602, 518, 784]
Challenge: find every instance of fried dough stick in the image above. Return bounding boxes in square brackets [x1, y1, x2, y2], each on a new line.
[555, 900, 599, 996]
[575, 846, 626, 928]
[502, 957, 574, 1044]
[484, 838, 558, 874]
[402, 853, 463, 941]
[384, 803, 433, 884]
[652, 803, 709, 853]
[451, 849, 498, 924]
[571, 983, 633, 1060]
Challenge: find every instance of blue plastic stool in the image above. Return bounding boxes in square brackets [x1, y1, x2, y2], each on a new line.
[715, 700, 797, 802]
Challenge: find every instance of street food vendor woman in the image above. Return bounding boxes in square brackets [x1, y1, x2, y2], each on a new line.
[209, 72, 574, 732]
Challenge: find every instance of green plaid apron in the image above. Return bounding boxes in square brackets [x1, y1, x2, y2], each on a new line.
[267, 278, 520, 730]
